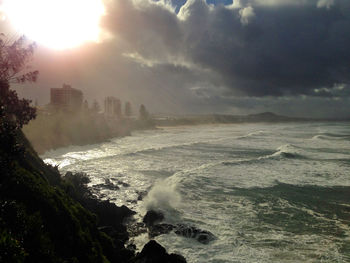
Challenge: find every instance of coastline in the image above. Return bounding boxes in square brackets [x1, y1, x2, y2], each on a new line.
[23, 111, 156, 155]
[24, 110, 349, 155]
[13, 121, 350, 262]
[0, 130, 186, 262]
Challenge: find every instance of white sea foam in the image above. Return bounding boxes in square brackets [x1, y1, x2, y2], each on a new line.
[237, 130, 266, 139]
[267, 143, 303, 159]
[46, 122, 350, 262]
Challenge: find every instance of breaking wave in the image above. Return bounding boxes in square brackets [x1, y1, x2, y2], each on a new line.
[311, 133, 350, 141]
[237, 130, 266, 139]
[223, 144, 306, 166]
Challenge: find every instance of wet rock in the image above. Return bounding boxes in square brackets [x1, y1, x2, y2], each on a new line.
[149, 223, 175, 238]
[136, 190, 148, 201]
[127, 243, 137, 252]
[111, 178, 131, 187]
[174, 224, 216, 244]
[133, 240, 186, 263]
[84, 199, 136, 242]
[128, 222, 147, 238]
[143, 210, 164, 227]
[118, 181, 130, 187]
[93, 178, 120, 191]
[98, 193, 107, 198]
[141, 210, 215, 244]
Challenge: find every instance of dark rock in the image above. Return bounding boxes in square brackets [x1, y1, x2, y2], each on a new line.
[149, 223, 175, 238]
[143, 210, 164, 227]
[83, 199, 135, 243]
[118, 180, 130, 187]
[99, 193, 107, 198]
[133, 240, 186, 263]
[127, 243, 137, 252]
[128, 222, 148, 238]
[140, 240, 166, 255]
[93, 178, 120, 191]
[169, 253, 187, 263]
[144, 221, 215, 244]
[141, 210, 215, 244]
[111, 178, 131, 187]
[136, 190, 148, 201]
[174, 224, 216, 244]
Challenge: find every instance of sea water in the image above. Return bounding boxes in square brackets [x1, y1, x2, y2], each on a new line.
[43, 122, 350, 262]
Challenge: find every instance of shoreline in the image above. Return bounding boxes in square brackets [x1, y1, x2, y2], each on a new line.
[1, 129, 187, 262]
[25, 109, 349, 155]
[23, 111, 156, 155]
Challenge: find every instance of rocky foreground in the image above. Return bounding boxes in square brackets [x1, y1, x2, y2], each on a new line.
[0, 131, 185, 263]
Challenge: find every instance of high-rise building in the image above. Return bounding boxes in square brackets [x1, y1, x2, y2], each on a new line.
[50, 84, 83, 111]
[104, 96, 122, 118]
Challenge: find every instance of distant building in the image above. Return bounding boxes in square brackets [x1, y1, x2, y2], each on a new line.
[50, 84, 83, 111]
[124, 101, 132, 117]
[104, 96, 121, 118]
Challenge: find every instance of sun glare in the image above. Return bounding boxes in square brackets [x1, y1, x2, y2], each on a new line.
[1, 0, 105, 50]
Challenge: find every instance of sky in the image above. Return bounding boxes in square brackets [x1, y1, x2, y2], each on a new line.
[1, 0, 350, 118]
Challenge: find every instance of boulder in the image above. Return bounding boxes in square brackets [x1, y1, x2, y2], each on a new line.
[143, 210, 164, 227]
[93, 178, 120, 191]
[142, 210, 215, 244]
[149, 223, 175, 238]
[136, 190, 148, 201]
[174, 224, 216, 244]
[133, 240, 186, 263]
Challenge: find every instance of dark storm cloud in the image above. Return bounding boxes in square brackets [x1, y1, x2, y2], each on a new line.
[7, 0, 350, 118]
[102, 0, 350, 97]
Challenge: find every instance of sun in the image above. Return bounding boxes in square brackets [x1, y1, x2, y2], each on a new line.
[1, 0, 105, 50]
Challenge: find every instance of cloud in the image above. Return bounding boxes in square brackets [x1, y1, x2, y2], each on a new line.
[239, 6, 255, 25]
[99, 0, 350, 98]
[8, 0, 350, 117]
[317, 0, 335, 9]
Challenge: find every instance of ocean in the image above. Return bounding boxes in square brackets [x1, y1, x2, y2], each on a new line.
[42, 122, 350, 262]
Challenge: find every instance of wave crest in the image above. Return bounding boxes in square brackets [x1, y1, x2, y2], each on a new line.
[311, 133, 350, 141]
[223, 144, 305, 166]
[237, 130, 266, 139]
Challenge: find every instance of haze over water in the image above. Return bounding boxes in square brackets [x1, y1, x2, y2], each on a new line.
[43, 122, 350, 262]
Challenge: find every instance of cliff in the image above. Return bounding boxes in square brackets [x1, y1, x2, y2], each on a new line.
[0, 131, 185, 263]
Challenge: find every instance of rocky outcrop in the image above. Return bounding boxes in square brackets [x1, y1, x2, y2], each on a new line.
[174, 224, 216, 244]
[142, 210, 216, 244]
[63, 172, 136, 243]
[143, 210, 165, 227]
[132, 240, 186, 263]
[1, 125, 185, 262]
[148, 223, 175, 238]
[93, 178, 120, 191]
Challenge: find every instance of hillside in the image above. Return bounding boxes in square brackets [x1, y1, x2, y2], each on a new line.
[0, 131, 185, 263]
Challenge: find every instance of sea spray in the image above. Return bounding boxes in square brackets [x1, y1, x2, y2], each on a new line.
[44, 122, 350, 262]
[144, 180, 181, 213]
